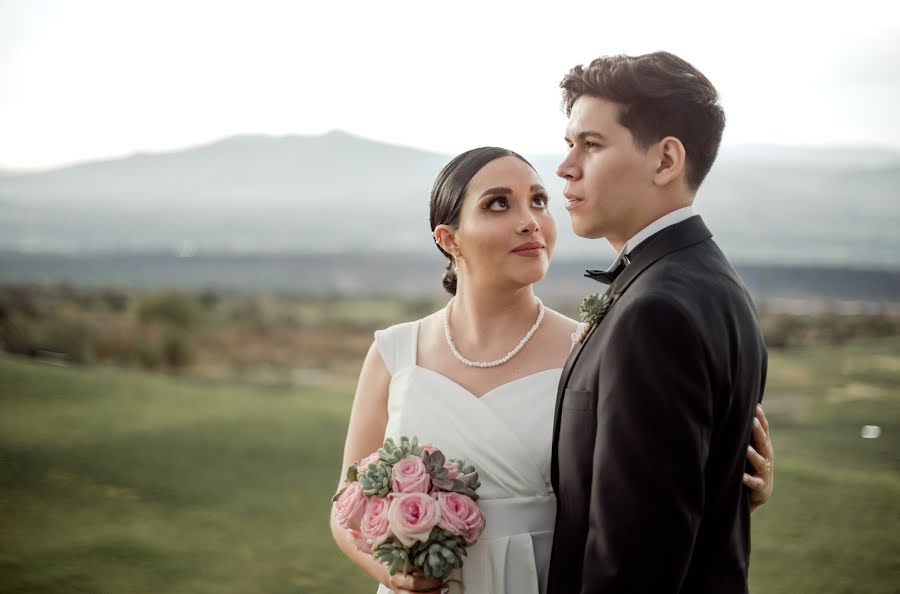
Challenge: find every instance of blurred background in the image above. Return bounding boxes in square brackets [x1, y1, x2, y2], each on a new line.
[1, 1, 898, 592]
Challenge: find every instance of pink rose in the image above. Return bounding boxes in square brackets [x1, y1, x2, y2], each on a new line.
[334, 482, 367, 531]
[361, 495, 393, 547]
[347, 528, 373, 554]
[356, 452, 381, 479]
[392, 455, 431, 493]
[435, 492, 485, 545]
[388, 493, 441, 547]
[418, 443, 438, 456]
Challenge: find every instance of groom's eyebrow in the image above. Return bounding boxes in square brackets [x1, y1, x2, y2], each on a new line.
[564, 130, 606, 144]
[579, 131, 606, 141]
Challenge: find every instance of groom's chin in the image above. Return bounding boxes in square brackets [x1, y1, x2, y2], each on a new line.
[569, 220, 603, 240]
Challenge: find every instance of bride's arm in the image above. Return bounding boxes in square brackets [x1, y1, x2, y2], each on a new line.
[330, 342, 394, 585]
[329, 342, 443, 594]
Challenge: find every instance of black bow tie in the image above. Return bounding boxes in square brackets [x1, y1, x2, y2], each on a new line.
[585, 255, 630, 284]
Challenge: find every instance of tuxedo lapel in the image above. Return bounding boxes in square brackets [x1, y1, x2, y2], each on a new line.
[551, 314, 603, 490]
[551, 215, 714, 492]
[606, 215, 712, 299]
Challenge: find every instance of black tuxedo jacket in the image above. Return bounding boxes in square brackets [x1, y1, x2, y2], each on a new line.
[547, 216, 767, 594]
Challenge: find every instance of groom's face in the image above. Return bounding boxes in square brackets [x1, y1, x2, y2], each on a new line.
[557, 96, 656, 245]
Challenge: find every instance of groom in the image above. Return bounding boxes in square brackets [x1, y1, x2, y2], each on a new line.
[548, 52, 768, 593]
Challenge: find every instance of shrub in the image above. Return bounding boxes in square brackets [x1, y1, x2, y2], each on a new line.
[137, 292, 205, 329]
[0, 314, 38, 356]
[136, 335, 164, 370]
[34, 311, 97, 364]
[162, 331, 194, 370]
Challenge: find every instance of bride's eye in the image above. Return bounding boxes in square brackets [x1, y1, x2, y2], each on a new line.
[532, 194, 549, 208]
[486, 197, 508, 211]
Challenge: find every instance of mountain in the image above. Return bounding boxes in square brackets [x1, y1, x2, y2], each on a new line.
[1, 131, 898, 268]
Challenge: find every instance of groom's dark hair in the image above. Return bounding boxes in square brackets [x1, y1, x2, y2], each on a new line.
[561, 51, 725, 191]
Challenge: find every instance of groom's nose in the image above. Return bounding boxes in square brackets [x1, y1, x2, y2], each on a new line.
[557, 151, 580, 180]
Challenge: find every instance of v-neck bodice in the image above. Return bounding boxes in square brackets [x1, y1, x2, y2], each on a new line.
[376, 320, 560, 499]
[374, 319, 561, 594]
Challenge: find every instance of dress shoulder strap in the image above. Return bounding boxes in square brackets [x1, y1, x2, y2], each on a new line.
[373, 320, 419, 375]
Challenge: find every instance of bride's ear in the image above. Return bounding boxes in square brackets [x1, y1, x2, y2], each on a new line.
[433, 225, 458, 256]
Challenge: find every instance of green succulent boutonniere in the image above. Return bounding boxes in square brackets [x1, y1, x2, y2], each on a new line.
[573, 292, 614, 343]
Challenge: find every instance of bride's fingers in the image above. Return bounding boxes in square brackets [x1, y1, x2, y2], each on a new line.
[746, 444, 770, 477]
[751, 413, 774, 464]
[755, 404, 770, 433]
[743, 472, 765, 491]
[389, 572, 444, 593]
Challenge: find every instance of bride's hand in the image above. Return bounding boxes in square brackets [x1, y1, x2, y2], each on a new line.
[387, 571, 445, 594]
[743, 404, 774, 512]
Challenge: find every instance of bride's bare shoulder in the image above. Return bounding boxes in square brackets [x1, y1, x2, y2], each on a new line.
[541, 306, 580, 339]
[415, 308, 446, 340]
[544, 306, 579, 326]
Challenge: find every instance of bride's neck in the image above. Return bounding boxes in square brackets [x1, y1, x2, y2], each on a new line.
[448, 283, 539, 349]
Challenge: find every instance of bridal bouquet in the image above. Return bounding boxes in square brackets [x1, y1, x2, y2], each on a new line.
[333, 436, 485, 578]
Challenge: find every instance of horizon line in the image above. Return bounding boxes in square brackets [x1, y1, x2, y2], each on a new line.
[2, 130, 900, 175]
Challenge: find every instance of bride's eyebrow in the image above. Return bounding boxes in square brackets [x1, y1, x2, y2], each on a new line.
[479, 187, 512, 198]
[479, 185, 546, 198]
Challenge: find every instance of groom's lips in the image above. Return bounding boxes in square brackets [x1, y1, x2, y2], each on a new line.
[564, 193, 584, 210]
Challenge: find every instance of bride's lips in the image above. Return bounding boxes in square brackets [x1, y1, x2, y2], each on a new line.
[564, 192, 584, 210]
[512, 241, 545, 257]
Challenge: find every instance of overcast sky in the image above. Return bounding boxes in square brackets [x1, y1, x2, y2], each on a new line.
[1, 0, 898, 170]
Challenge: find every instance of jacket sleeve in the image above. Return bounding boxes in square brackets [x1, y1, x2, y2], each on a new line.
[580, 292, 714, 593]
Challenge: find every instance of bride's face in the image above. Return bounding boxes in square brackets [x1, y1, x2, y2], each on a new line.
[449, 156, 556, 290]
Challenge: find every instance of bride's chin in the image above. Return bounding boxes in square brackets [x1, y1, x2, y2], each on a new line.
[511, 268, 549, 287]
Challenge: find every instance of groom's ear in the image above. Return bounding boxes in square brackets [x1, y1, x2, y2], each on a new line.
[651, 136, 687, 187]
[433, 225, 458, 255]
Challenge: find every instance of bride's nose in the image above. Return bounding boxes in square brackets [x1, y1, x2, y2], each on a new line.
[517, 214, 540, 235]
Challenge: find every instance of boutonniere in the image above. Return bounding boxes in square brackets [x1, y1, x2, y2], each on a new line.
[573, 292, 614, 343]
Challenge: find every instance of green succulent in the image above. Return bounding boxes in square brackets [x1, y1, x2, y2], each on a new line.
[378, 436, 422, 466]
[580, 292, 612, 326]
[358, 462, 392, 497]
[449, 457, 482, 500]
[411, 529, 468, 579]
[422, 450, 481, 499]
[373, 539, 415, 576]
[422, 450, 481, 501]
[423, 450, 452, 489]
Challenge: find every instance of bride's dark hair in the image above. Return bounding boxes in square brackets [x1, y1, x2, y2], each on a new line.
[429, 147, 535, 295]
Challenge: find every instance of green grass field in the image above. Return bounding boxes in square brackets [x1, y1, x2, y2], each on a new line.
[1, 337, 899, 593]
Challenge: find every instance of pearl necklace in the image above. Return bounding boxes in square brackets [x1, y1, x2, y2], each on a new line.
[443, 297, 545, 368]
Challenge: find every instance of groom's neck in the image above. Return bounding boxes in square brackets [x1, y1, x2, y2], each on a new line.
[609, 199, 694, 253]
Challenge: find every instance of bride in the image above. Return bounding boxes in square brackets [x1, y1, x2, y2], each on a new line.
[330, 147, 774, 594]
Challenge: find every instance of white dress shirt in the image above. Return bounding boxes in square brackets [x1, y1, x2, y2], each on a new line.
[602, 205, 697, 274]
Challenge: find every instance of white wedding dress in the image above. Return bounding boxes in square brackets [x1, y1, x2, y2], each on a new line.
[374, 319, 567, 594]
